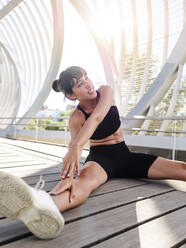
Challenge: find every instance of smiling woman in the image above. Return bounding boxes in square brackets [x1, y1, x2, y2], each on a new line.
[50, 66, 186, 185]
[1, 0, 186, 242]
[0, 64, 186, 240]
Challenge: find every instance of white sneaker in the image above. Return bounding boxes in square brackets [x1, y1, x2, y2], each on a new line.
[0, 171, 64, 239]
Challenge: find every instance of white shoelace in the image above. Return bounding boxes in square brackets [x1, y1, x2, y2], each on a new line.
[34, 175, 45, 190]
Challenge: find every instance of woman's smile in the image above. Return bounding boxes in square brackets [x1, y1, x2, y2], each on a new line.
[88, 88, 96, 95]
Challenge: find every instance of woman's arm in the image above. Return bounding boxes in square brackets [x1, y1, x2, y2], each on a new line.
[71, 85, 114, 148]
[61, 109, 85, 179]
[61, 85, 114, 179]
[56, 110, 84, 202]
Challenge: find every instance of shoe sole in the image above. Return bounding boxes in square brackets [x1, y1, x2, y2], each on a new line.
[0, 171, 64, 239]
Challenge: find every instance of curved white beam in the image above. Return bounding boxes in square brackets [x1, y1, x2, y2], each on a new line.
[162, 0, 169, 66]
[138, 0, 153, 135]
[158, 64, 183, 135]
[117, 0, 126, 116]
[184, 0, 186, 23]
[0, 41, 21, 133]
[0, 0, 185, 140]
[0, 0, 23, 20]
[123, 22, 186, 129]
[122, 0, 138, 113]
[137, 0, 152, 101]
[16, 0, 64, 126]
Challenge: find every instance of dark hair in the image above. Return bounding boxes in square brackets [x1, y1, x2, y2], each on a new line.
[52, 66, 86, 95]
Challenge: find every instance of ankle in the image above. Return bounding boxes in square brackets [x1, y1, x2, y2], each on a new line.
[51, 195, 62, 212]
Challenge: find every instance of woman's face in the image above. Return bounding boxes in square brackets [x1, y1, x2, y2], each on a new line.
[71, 73, 97, 101]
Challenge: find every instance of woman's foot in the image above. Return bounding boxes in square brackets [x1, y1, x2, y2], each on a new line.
[0, 171, 64, 239]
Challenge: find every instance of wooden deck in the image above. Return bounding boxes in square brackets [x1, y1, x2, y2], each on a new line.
[0, 137, 186, 248]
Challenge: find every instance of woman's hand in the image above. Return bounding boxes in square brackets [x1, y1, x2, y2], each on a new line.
[50, 177, 75, 203]
[61, 144, 82, 179]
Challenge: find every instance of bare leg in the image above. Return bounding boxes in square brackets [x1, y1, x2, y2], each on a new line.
[148, 157, 186, 181]
[51, 162, 108, 212]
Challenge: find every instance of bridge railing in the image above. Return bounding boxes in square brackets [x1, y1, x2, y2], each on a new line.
[0, 115, 186, 160]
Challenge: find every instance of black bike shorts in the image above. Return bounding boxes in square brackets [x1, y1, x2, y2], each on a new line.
[84, 141, 158, 180]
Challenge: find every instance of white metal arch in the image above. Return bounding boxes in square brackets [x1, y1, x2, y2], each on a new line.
[0, 41, 21, 132]
[123, 22, 186, 130]
[0, 0, 185, 140]
[70, 0, 185, 137]
[0, 0, 64, 136]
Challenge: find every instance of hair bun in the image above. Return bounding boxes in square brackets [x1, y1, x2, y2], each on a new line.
[52, 79, 60, 92]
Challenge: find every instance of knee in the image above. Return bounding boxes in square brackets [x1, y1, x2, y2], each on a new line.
[80, 168, 100, 189]
[174, 161, 186, 181]
[179, 161, 186, 171]
[79, 167, 105, 191]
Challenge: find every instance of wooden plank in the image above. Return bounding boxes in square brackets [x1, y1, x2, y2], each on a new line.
[0, 144, 62, 163]
[1, 190, 185, 247]
[0, 166, 60, 182]
[0, 167, 60, 178]
[0, 219, 31, 246]
[0, 153, 60, 164]
[142, 178, 186, 192]
[44, 179, 148, 197]
[0, 162, 146, 192]
[0, 160, 47, 167]
[0, 160, 84, 173]
[0, 139, 69, 157]
[0, 154, 46, 161]
[0, 183, 174, 245]
[63, 182, 173, 221]
[0, 158, 38, 164]
[23, 174, 60, 186]
[0, 141, 67, 159]
[90, 178, 147, 196]
[0, 154, 19, 157]
[94, 208, 186, 248]
[0, 156, 54, 164]
[0, 149, 12, 153]
[0, 150, 19, 154]
[0, 153, 12, 155]
[0, 153, 38, 160]
[0, 163, 59, 172]
[32, 178, 147, 196]
[0, 140, 87, 163]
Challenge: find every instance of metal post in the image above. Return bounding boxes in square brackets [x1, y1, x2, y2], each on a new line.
[35, 118, 38, 141]
[172, 120, 177, 160]
[14, 119, 16, 139]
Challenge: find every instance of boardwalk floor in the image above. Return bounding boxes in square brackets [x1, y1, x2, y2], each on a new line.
[0, 138, 185, 248]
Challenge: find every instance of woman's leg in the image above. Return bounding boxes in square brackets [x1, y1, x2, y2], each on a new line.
[51, 161, 108, 212]
[0, 163, 107, 239]
[148, 157, 186, 181]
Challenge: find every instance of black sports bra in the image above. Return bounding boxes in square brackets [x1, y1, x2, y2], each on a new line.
[77, 92, 121, 140]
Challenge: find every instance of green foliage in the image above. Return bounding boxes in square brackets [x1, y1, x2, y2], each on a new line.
[60, 108, 74, 117]
[24, 119, 36, 130]
[44, 120, 67, 131]
[23, 109, 75, 131]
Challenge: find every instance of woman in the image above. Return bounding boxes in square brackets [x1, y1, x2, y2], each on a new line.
[0, 66, 185, 240]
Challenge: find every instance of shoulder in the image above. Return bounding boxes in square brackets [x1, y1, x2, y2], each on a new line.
[97, 85, 115, 104]
[69, 107, 85, 129]
[98, 85, 113, 94]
